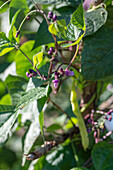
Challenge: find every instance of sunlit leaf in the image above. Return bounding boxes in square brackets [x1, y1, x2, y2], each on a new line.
[33, 52, 43, 68]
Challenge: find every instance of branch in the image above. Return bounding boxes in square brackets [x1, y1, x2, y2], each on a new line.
[48, 98, 76, 128]
[13, 44, 43, 79]
[25, 127, 79, 160]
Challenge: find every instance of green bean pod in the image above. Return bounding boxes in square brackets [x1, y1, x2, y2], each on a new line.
[70, 80, 89, 150]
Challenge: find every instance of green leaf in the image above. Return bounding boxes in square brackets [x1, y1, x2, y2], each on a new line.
[0, 106, 15, 128]
[106, 5, 113, 29]
[0, 110, 18, 144]
[46, 145, 76, 169]
[0, 32, 10, 44]
[33, 20, 62, 49]
[0, 1, 9, 13]
[0, 105, 15, 114]
[15, 40, 42, 78]
[71, 3, 84, 29]
[85, 7, 108, 36]
[0, 94, 12, 105]
[9, 10, 25, 42]
[33, 52, 43, 68]
[48, 23, 58, 36]
[92, 142, 113, 170]
[81, 26, 113, 81]
[39, 111, 44, 135]
[35, 0, 80, 6]
[46, 124, 62, 133]
[5, 75, 28, 105]
[9, 0, 29, 23]
[0, 32, 14, 56]
[0, 80, 6, 98]
[21, 79, 45, 166]
[61, 7, 107, 47]
[46, 84, 52, 97]
[16, 86, 46, 110]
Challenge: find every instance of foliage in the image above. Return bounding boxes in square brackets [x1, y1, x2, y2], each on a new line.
[0, 0, 113, 169]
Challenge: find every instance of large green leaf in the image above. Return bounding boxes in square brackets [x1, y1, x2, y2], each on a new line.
[60, 7, 107, 47]
[15, 40, 42, 78]
[5, 75, 28, 105]
[85, 7, 107, 36]
[0, 105, 15, 127]
[33, 20, 54, 49]
[71, 3, 84, 29]
[15, 86, 46, 110]
[81, 26, 113, 81]
[92, 142, 113, 170]
[9, 0, 29, 23]
[0, 110, 18, 144]
[21, 79, 46, 166]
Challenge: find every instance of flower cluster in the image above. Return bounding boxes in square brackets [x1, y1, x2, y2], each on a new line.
[26, 69, 37, 78]
[52, 68, 74, 88]
[104, 109, 113, 121]
[48, 11, 57, 21]
[48, 47, 55, 55]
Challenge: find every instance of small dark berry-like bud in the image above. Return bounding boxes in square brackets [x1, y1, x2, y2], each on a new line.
[26, 15, 30, 20]
[48, 11, 53, 19]
[108, 116, 112, 121]
[53, 14, 57, 21]
[16, 30, 20, 38]
[26, 72, 30, 78]
[88, 119, 92, 123]
[104, 116, 107, 120]
[29, 69, 37, 76]
[48, 50, 52, 55]
[49, 47, 54, 52]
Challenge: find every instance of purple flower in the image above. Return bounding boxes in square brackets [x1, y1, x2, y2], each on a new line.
[16, 30, 20, 38]
[26, 72, 30, 78]
[65, 69, 74, 76]
[52, 79, 59, 88]
[48, 11, 53, 19]
[53, 14, 57, 21]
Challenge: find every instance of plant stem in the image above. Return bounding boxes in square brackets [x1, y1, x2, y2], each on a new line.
[0, 0, 11, 10]
[71, 142, 79, 166]
[30, 0, 58, 52]
[30, 0, 49, 25]
[47, 98, 76, 129]
[13, 44, 43, 78]
[67, 44, 79, 69]
[83, 157, 92, 167]
[19, 10, 37, 31]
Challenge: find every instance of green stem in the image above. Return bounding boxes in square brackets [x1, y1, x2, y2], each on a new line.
[67, 44, 79, 69]
[0, 0, 11, 10]
[18, 10, 37, 31]
[13, 44, 43, 78]
[71, 142, 79, 166]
